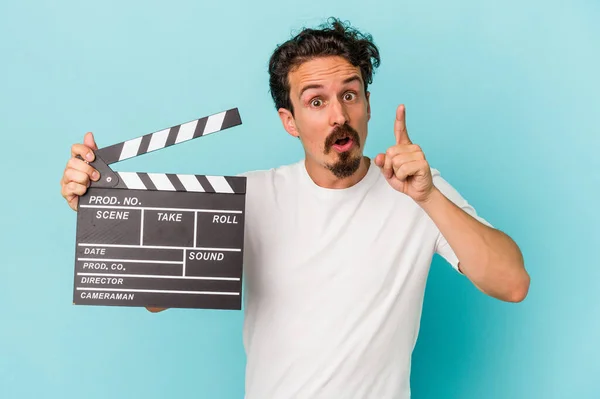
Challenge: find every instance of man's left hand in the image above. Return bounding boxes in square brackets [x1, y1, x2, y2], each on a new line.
[374, 104, 436, 204]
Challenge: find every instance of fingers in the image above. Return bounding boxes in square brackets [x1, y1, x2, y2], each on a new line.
[385, 144, 422, 158]
[146, 307, 168, 313]
[61, 169, 90, 209]
[394, 104, 411, 145]
[83, 132, 98, 151]
[390, 151, 425, 166]
[61, 181, 88, 211]
[62, 158, 98, 197]
[61, 181, 88, 198]
[374, 153, 385, 168]
[378, 144, 423, 178]
[63, 167, 92, 187]
[63, 133, 100, 211]
[71, 143, 96, 162]
[390, 152, 425, 180]
[383, 148, 395, 179]
[64, 157, 100, 183]
[392, 159, 428, 182]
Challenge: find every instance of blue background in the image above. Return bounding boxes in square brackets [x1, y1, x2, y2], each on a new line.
[1, 0, 598, 398]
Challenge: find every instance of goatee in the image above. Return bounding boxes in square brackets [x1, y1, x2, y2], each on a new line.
[324, 123, 363, 179]
[326, 152, 362, 178]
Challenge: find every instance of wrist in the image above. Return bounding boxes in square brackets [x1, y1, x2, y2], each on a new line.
[416, 186, 444, 210]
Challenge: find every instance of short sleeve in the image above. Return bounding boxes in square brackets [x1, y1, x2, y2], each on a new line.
[431, 168, 494, 273]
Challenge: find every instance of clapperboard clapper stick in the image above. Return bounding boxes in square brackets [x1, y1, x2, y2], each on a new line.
[73, 108, 246, 310]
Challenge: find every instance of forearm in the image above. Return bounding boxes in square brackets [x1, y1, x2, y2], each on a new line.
[418, 187, 530, 302]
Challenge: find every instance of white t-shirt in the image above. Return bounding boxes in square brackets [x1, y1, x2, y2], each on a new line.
[239, 157, 491, 398]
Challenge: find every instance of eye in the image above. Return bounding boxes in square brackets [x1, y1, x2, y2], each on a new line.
[310, 98, 323, 107]
[343, 91, 357, 101]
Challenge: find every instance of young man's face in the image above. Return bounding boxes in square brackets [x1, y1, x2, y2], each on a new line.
[278, 56, 371, 180]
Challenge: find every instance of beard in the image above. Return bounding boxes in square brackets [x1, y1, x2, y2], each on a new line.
[323, 123, 363, 179]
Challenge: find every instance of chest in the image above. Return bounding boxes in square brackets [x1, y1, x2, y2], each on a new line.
[243, 191, 437, 303]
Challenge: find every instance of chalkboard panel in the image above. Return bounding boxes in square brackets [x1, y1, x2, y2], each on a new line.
[72, 178, 246, 310]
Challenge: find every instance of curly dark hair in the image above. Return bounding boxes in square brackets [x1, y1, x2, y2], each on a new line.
[268, 17, 381, 115]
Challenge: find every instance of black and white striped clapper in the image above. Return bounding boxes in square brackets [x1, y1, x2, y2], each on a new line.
[73, 108, 246, 310]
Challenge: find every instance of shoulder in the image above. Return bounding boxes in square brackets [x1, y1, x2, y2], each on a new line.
[235, 160, 304, 221]
[428, 166, 494, 227]
[236, 160, 304, 187]
[428, 166, 465, 203]
[234, 160, 305, 206]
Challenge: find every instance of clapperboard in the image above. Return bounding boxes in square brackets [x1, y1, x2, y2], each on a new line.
[73, 108, 246, 310]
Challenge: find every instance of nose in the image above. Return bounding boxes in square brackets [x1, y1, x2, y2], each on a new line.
[329, 98, 348, 127]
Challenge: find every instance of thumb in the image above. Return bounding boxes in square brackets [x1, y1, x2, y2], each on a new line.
[374, 153, 385, 168]
[394, 104, 412, 145]
[84, 132, 98, 151]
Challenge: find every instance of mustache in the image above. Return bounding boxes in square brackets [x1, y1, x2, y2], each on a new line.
[324, 124, 361, 153]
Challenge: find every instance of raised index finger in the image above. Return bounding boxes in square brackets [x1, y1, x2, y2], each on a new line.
[394, 104, 412, 145]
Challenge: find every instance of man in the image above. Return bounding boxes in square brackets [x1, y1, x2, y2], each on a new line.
[61, 17, 529, 398]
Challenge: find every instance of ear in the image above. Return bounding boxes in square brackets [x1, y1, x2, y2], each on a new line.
[278, 108, 299, 138]
[366, 91, 371, 121]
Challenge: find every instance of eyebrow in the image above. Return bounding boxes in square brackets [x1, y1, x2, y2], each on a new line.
[298, 75, 363, 99]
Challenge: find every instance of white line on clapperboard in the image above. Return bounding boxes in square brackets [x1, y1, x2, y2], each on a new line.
[78, 243, 241, 251]
[193, 216, 197, 252]
[76, 288, 239, 296]
[140, 208, 144, 245]
[77, 273, 239, 281]
[78, 258, 183, 264]
[79, 205, 242, 213]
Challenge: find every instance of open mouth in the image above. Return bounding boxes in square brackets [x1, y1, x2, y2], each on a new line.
[332, 136, 354, 152]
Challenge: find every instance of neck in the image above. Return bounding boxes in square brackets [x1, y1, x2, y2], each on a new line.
[304, 156, 371, 189]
